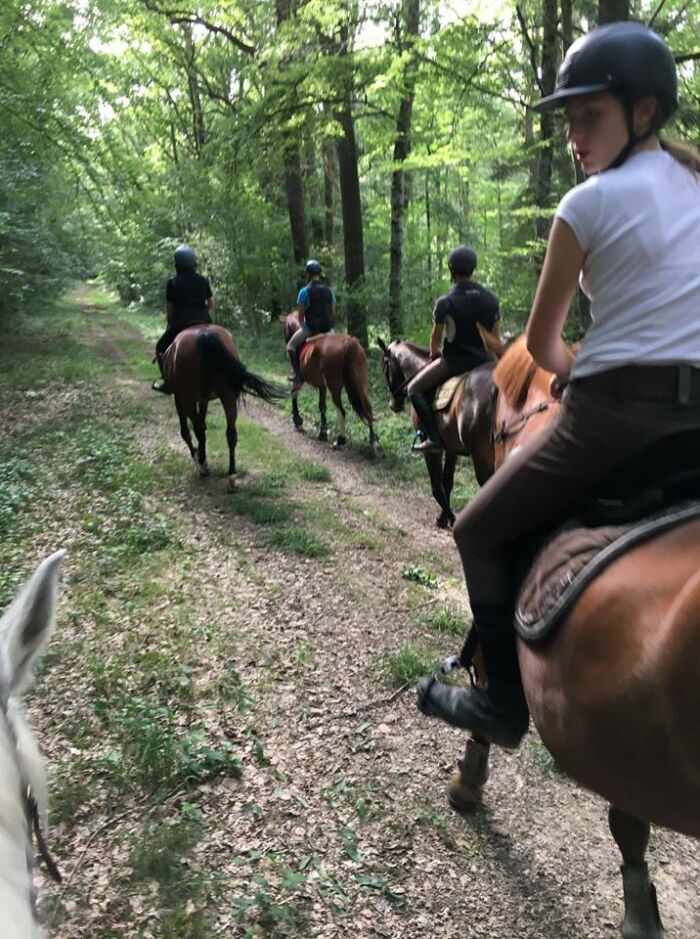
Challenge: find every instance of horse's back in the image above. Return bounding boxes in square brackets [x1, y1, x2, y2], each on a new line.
[522, 517, 700, 834]
[304, 333, 365, 386]
[173, 323, 238, 357]
[166, 325, 239, 398]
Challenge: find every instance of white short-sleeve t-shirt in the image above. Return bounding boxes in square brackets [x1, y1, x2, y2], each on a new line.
[555, 149, 700, 379]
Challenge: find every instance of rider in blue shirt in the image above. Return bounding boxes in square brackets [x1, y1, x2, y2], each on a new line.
[287, 260, 336, 384]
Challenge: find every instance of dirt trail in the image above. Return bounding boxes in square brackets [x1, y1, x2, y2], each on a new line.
[33, 298, 700, 938]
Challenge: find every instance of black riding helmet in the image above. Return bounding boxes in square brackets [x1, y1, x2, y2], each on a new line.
[448, 246, 477, 278]
[174, 244, 197, 271]
[534, 23, 678, 170]
[305, 259, 322, 276]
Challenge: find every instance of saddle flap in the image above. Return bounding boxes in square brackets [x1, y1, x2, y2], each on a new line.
[434, 374, 467, 412]
[300, 334, 325, 363]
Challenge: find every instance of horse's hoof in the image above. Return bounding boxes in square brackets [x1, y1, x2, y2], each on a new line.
[447, 771, 482, 813]
[318, 430, 328, 442]
[293, 420, 304, 432]
[333, 435, 346, 449]
[199, 462, 210, 477]
[436, 514, 451, 529]
[227, 475, 236, 492]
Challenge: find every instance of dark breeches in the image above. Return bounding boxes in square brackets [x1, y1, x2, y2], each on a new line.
[156, 316, 212, 360]
[453, 370, 700, 610]
[156, 326, 179, 360]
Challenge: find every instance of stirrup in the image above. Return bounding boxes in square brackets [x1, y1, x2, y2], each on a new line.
[411, 433, 443, 454]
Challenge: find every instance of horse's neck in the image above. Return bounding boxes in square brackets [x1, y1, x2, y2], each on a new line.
[0, 720, 36, 937]
[399, 344, 429, 379]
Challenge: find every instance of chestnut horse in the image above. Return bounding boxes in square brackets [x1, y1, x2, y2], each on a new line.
[377, 338, 496, 527]
[450, 337, 700, 939]
[281, 312, 379, 456]
[163, 324, 285, 490]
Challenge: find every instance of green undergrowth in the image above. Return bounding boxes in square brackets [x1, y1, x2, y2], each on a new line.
[377, 642, 442, 688]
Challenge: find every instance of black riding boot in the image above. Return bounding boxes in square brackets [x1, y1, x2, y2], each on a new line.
[409, 391, 443, 453]
[152, 352, 172, 394]
[288, 349, 303, 384]
[417, 603, 529, 749]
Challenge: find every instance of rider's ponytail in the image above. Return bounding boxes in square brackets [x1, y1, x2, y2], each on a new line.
[660, 136, 700, 178]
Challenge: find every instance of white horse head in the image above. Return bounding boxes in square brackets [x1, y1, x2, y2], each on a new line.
[0, 551, 64, 939]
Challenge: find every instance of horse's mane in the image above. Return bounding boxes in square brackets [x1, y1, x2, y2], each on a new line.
[402, 340, 430, 356]
[493, 335, 539, 409]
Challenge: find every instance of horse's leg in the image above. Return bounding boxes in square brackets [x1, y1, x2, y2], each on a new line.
[423, 452, 452, 528]
[175, 398, 197, 464]
[330, 388, 346, 447]
[221, 394, 238, 491]
[291, 389, 303, 431]
[447, 735, 491, 810]
[609, 808, 663, 939]
[192, 399, 209, 476]
[318, 387, 328, 442]
[442, 451, 458, 527]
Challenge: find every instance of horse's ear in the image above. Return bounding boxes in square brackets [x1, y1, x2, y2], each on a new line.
[377, 337, 388, 352]
[0, 550, 64, 694]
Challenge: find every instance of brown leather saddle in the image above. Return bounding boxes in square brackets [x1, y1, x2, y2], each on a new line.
[515, 430, 700, 643]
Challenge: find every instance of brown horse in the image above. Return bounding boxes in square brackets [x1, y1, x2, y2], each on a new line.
[163, 324, 284, 490]
[377, 338, 496, 527]
[447, 336, 700, 939]
[281, 312, 379, 455]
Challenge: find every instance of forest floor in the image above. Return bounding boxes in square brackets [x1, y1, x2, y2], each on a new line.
[1, 284, 698, 939]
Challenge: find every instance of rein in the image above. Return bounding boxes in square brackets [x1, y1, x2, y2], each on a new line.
[491, 396, 557, 445]
[26, 789, 61, 883]
[1, 697, 62, 903]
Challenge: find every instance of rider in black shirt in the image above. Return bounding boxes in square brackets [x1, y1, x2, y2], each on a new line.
[152, 245, 214, 393]
[409, 246, 501, 452]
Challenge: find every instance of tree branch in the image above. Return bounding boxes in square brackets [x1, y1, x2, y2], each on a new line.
[140, 1, 257, 56]
[515, 4, 542, 95]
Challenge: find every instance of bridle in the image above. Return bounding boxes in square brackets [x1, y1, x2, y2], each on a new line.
[490, 393, 558, 446]
[0, 691, 61, 922]
[381, 353, 410, 411]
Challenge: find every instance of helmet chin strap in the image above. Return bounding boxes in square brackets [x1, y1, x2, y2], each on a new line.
[602, 99, 654, 172]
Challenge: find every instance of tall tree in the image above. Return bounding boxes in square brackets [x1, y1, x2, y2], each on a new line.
[332, 10, 368, 347]
[599, 0, 629, 24]
[388, 0, 420, 340]
[276, 0, 310, 266]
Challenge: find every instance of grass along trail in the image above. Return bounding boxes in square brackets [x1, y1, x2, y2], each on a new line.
[1, 285, 697, 938]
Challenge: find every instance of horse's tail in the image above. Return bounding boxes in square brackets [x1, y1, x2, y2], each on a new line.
[342, 337, 374, 426]
[196, 331, 286, 404]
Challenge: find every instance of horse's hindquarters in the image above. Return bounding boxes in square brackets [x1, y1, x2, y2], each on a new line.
[520, 519, 700, 837]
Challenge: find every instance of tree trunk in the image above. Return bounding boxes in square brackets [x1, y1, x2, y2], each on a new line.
[323, 137, 335, 252]
[277, 0, 309, 267]
[182, 25, 205, 157]
[283, 146, 310, 265]
[335, 101, 367, 345]
[599, 0, 629, 23]
[388, 0, 420, 340]
[534, 0, 558, 248]
[333, 15, 367, 347]
[425, 171, 432, 292]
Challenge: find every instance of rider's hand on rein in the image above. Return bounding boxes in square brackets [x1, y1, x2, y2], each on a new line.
[549, 374, 568, 400]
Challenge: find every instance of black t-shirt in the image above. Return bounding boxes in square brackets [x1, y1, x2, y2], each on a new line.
[433, 281, 500, 366]
[166, 271, 213, 328]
